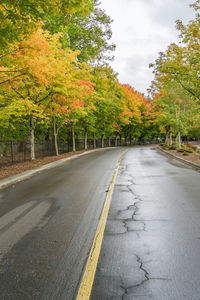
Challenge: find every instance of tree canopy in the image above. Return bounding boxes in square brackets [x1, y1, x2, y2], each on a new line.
[0, 1, 153, 160]
[149, 0, 200, 145]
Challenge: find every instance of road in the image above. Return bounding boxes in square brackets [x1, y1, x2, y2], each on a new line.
[0, 147, 200, 300]
[91, 147, 200, 300]
[0, 148, 124, 300]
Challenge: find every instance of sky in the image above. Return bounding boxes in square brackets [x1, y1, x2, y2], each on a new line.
[99, 0, 195, 95]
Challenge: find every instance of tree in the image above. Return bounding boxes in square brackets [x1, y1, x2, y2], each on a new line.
[149, 0, 200, 145]
[119, 84, 154, 143]
[0, 0, 93, 51]
[44, 0, 115, 64]
[150, 1, 200, 102]
[0, 29, 94, 158]
[92, 67, 124, 147]
[152, 83, 198, 146]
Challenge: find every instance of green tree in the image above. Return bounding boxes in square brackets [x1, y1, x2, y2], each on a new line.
[150, 2, 200, 101]
[0, 0, 93, 51]
[44, 0, 115, 64]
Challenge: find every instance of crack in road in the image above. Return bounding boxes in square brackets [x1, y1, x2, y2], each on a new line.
[104, 169, 170, 299]
[90, 148, 200, 300]
[106, 182, 146, 236]
[111, 166, 172, 299]
[120, 254, 150, 300]
[110, 172, 151, 299]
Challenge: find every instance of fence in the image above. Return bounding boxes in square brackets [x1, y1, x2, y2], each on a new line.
[0, 138, 158, 167]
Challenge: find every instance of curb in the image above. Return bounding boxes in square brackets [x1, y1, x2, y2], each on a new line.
[157, 147, 200, 171]
[0, 147, 118, 190]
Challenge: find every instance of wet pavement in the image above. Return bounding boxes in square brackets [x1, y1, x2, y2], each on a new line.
[0, 148, 125, 300]
[91, 147, 200, 300]
[1, 146, 200, 300]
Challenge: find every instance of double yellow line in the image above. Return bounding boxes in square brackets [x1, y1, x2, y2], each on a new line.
[76, 150, 126, 300]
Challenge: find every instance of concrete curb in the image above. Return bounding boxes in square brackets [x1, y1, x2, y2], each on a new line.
[0, 147, 118, 190]
[157, 146, 200, 171]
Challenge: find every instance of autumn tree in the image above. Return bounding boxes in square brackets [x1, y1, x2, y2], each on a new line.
[0, 29, 94, 158]
[149, 0, 200, 143]
[0, 0, 93, 51]
[149, 0, 200, 102]
[92, 67, 124, 147]
[152, 82, 199, 147]
[118, 84, 155, 143]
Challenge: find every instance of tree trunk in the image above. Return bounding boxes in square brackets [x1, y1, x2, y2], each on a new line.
[119, 135, 122, 146]
[165, 131, 169, 146]
[30, 114, 35, 160]
[53, 116, 59, 156]
[84, 127, 88, 150]
[93, 133, 96, 148]
[129, 134, 132, 145]
[10, 141, 14, 163]
[177, 131, 181, 148]
[169, 126, 173, 146]
[108, 136, 111, 147]
[72, 124, 76, 152]
[115, 135, 118, 147]
[101, 134, 104, 148]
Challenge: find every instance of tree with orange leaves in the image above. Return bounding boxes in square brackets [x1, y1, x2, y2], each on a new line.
[0, 28, 95, 158]
[119, 84, 152, 143]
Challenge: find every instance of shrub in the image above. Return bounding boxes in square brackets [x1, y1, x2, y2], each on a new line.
[183, 152, 189, 156]
[187, 144, 197, 151]
[168, 145, 176, 150]
[184, 147, 193, 153]
[160, 143, 167, 149]
[177, 148, 185, 152]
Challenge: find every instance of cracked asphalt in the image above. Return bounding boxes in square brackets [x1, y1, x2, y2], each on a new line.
[91, 146, 200, 300]
[1, 146, 200, 300]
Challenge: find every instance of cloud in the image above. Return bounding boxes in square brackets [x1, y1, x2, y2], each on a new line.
[100, 0, 195, 94]
[116, 54, 155, 92]
[151, 0, 195, 27]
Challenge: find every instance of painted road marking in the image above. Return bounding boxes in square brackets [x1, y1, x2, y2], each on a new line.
[76, 150, 127, 300]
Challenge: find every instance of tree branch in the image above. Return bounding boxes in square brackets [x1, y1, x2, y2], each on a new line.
[10, 85, 26, 99]
[37, 90, 53, 104]
[0, 69, 24, 73]
[0, 73, 25, 85]
[176, 78, 200, 101]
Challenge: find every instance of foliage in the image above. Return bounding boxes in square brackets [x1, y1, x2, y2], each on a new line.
[0, 0, 158, 159]
[149, 1, 200, 142]
[44, 0, 115, 64]
[0, 0, 93, 51]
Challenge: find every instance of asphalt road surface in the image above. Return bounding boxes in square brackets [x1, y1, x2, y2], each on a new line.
[0, 148, 125, 300]
[0, 146, 200, 300]
[91, 147, 200, 300]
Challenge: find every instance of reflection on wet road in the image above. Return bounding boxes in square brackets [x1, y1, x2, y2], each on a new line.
[0, 148, 125, 300]
[1, 146, 200, 300]
[91, 147, 200, 300]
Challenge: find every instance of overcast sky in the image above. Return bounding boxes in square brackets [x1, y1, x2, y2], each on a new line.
[99, 0, 195, 95]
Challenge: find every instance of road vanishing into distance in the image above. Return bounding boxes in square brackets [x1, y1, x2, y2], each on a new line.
[0, 146, 200, 300]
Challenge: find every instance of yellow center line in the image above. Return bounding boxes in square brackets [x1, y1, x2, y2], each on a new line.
[76, 150, 127, 300]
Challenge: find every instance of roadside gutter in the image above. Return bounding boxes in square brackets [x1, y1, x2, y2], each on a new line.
[157, 146, 200, 171]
